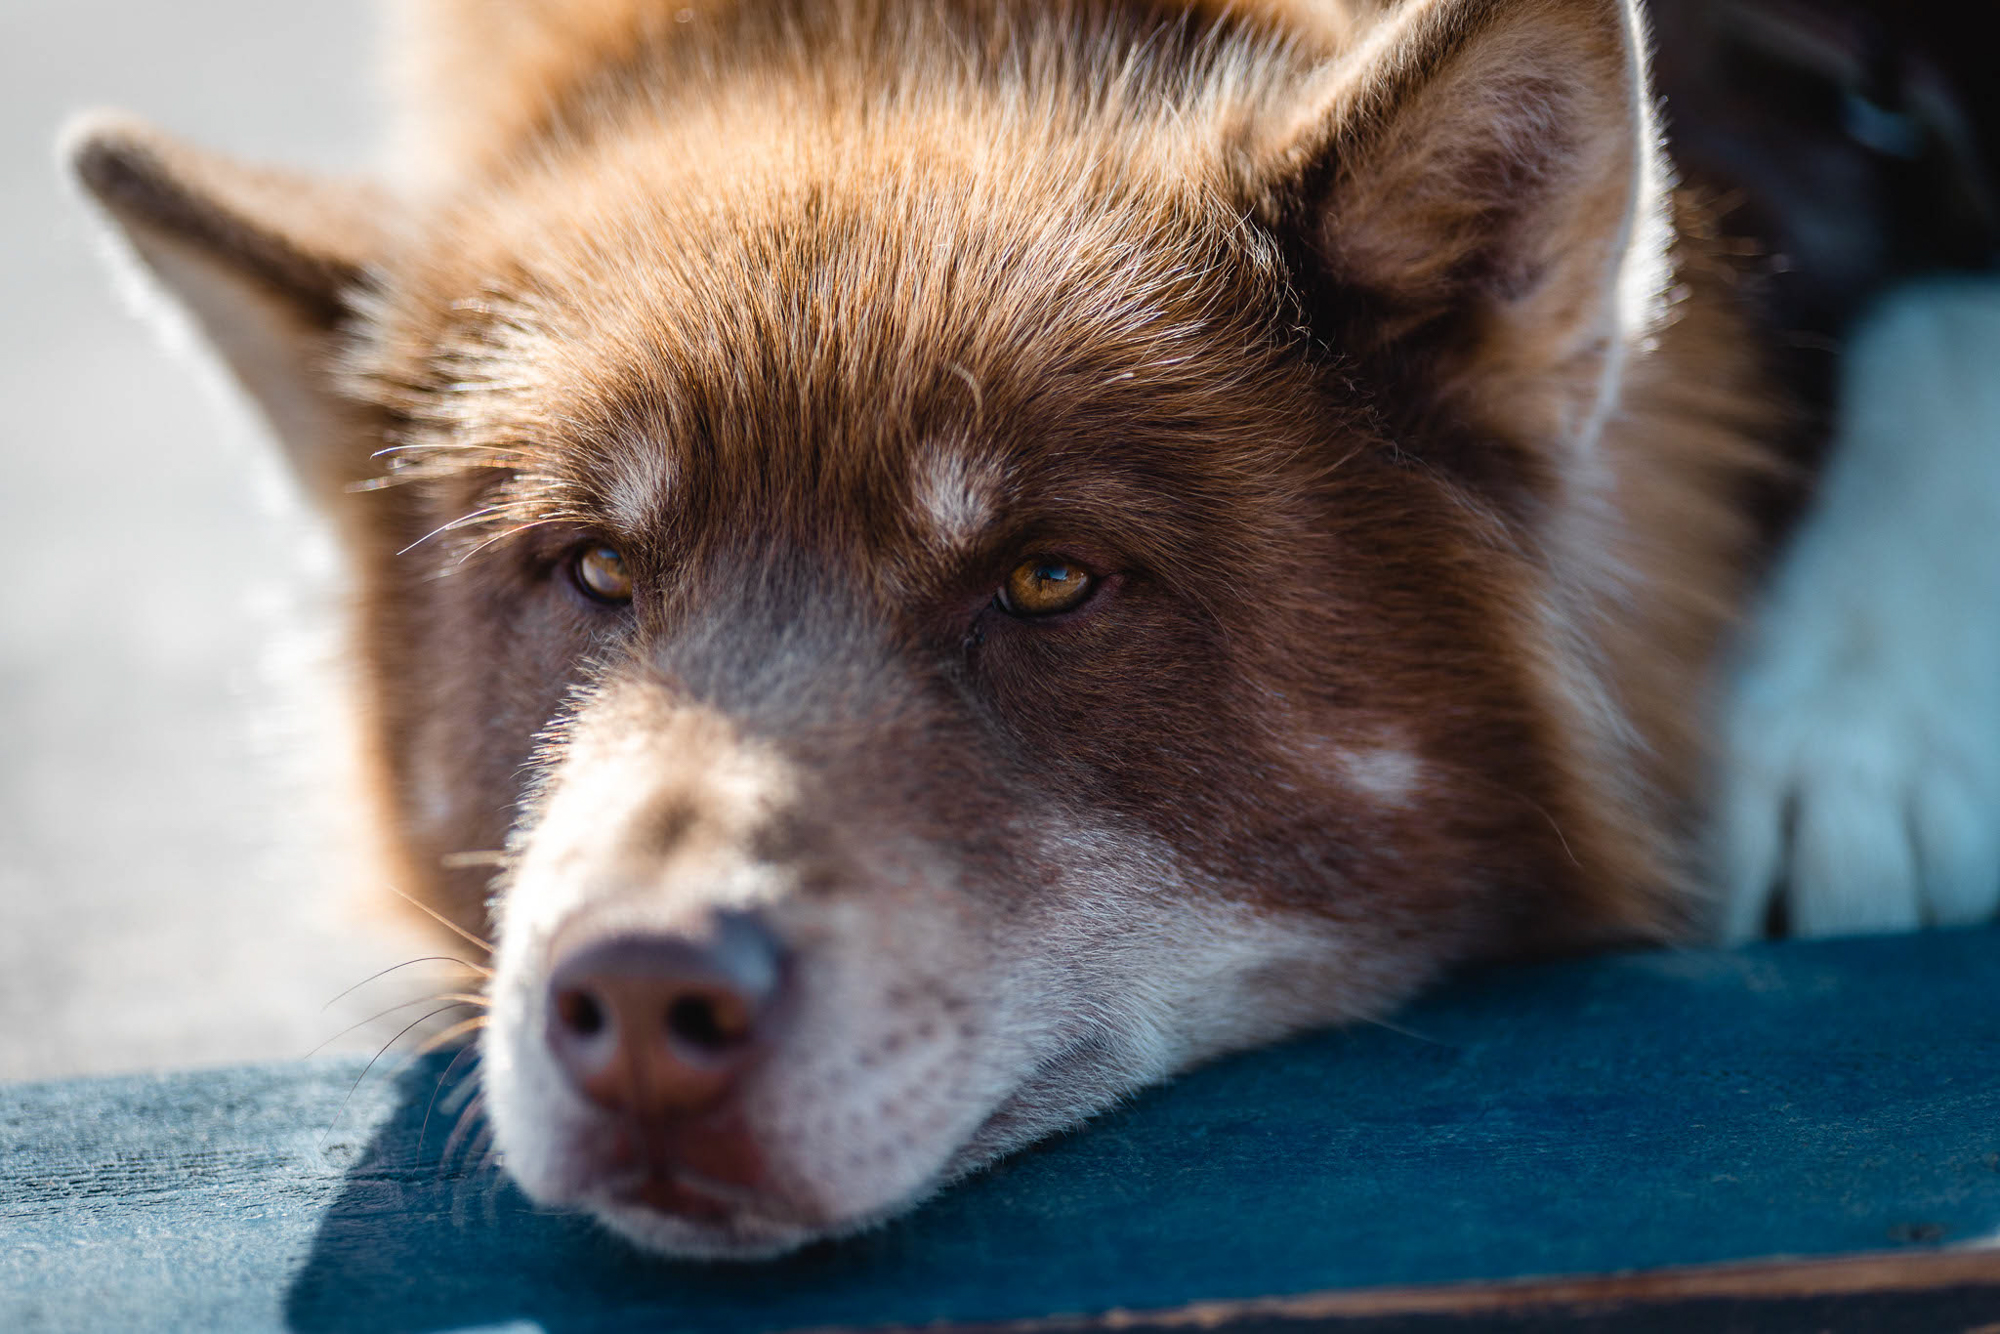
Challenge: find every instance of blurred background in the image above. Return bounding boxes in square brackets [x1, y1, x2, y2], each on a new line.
[0, 1, 433, 1082]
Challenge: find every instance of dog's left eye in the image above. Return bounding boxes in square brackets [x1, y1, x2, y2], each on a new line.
[570, 544, 633, 604]
[998, 557, 1094, 617]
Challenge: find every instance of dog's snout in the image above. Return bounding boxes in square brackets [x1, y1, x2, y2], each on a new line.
[545, 912, 785, 1117]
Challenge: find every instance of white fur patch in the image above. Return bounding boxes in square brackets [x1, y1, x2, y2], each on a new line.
[484, 705, 1371, 1258]
[603, 453, 674, 537]
[1341, 745, 1425, 806]
[951, 820, 1368, 1168]
[911, 447, 1000, 551]
[1716, 279, 2000, 938]
[1278, 730, 1429, 809]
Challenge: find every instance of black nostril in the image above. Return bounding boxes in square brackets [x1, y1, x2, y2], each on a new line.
[667, 991, 750, 1052]
[555, 987, 606, 1038]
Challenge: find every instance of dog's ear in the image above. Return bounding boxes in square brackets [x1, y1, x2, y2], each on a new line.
[65, 114, 389, 493]
[1259, 0, 1666, 455]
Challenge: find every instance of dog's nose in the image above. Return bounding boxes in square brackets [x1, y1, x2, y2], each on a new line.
[544, 911, 785, 1117]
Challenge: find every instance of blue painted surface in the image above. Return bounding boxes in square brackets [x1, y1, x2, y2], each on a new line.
[5, 928, 2000, 1332]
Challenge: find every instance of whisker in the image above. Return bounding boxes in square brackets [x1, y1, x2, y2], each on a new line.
[468, 1123, 498, 1174]
[317, 1004, 484, 1153]
[439, 1061, 484, 1117]
[305, 994, 488, 1060]
[439, 850, 510, 871]
[419, 1041, 484, 1156]
[414, 1014, 489, 1059]
[351, 442, 535, 493]
[322, 956, 491, 1011]
[454, 516, 569, 566]
[1353, 1013, 1451, 1046]
[386, 883, 495, 956]
[443, 1091, 491, 1175]
[479, 1134, 507, 1227]
[396, 498, 551, 557]
[446, 1121, 504, 1229]
[396, 506, 507, 557]
[371, 441, 532, 463]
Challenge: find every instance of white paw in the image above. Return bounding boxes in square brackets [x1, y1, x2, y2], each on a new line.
[1716, 279, 2000, 941]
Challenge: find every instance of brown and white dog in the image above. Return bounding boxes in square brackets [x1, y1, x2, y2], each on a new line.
[69, 0, 2000, 1258]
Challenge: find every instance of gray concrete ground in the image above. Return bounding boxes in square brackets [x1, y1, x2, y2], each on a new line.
[0, 1, 440, 1081]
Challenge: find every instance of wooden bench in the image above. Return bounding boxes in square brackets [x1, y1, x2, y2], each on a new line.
[7, 927, 2000, 1331]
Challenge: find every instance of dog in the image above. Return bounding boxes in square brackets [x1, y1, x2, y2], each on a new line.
[69, 0, 2000, 1259]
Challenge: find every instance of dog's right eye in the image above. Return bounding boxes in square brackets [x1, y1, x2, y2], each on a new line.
[998, 557, 1095, 617]
[569, 544, 634, 605]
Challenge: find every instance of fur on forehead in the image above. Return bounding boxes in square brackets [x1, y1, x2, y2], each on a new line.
[391, 0, 1361, 188]
[351, 2, 1364, 579]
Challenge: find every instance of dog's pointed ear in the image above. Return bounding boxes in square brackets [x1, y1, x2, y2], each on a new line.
[1258, 0, 1667, 453]
[65, 114, 390, 492]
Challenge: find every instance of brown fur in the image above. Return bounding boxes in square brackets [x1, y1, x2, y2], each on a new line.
[72, 0, 1780, 1255]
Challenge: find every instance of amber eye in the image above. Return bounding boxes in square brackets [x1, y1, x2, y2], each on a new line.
[999, 557, 1095, 617]
[571, 544, 633, 604]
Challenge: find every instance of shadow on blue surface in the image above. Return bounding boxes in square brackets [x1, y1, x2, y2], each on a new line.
[280, 930, 2000, 1333]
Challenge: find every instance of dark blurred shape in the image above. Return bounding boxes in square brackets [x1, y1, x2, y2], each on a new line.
[1652, 0, 2000, 537]
[1656, 0, 1999, 337]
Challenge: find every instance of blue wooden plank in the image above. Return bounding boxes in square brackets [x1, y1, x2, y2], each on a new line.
[5, 928, 2000, 1332]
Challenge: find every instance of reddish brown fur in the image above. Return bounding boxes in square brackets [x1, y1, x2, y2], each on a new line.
[337, 0, 1768, 948]
[73, 0, 1781, 1254]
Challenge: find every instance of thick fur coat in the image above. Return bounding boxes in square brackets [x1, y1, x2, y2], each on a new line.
[69, 0, 1994, 1258]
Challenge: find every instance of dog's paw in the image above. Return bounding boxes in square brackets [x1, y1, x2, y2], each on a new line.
[1716, 279, 2000, 941]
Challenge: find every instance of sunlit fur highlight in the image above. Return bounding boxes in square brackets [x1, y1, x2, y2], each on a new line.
[72, 0, 1787, 1258]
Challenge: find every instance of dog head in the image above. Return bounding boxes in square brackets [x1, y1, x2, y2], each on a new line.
[73, 0, 1735, 1256]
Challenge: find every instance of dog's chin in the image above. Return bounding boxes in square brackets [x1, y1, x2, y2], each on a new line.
[577, 1164, 948, 1260]
[561, 1077, 1128, 1260]
[569, 1133, 1000, 1259]
[588, 1193, 832, 1260]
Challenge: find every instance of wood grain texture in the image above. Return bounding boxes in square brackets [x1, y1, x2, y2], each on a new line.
[7, 927, 2000, 1332]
